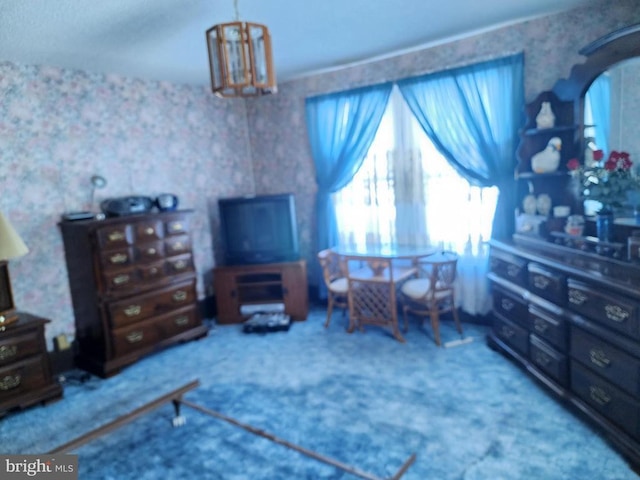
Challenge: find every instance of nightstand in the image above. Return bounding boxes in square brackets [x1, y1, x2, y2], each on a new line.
[0, 312, 63, 416]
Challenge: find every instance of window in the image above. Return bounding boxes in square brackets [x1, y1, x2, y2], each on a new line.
[333, 86, 498, 255]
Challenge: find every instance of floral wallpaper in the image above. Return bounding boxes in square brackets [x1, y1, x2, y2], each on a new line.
[0, 64, 254, 348]
[0, 0, 638, 350]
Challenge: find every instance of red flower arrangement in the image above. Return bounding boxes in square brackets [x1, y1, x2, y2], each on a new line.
[567, 150, 639, 210]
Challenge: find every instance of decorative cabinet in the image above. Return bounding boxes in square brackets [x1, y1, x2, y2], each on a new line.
[0, 313, 63, 416]
[59, 210, 208, 378]
[488, 235, 640, 467]
[515, 91, 581, 236]
[213, 260, 309, 324]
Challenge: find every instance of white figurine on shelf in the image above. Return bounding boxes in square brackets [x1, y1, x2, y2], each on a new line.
[536, 101, 556, 129]
[531, 137, 562, 173]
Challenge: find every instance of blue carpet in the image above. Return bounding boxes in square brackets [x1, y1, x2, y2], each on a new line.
[1, 308, 637, 479]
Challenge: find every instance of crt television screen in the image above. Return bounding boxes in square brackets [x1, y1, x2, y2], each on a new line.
[218, 193, 299, 265]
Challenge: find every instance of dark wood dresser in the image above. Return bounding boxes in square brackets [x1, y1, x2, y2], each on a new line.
[488, 234, 640, 467]
[59, 210, 208, 378]
[0, 312, 63, 416]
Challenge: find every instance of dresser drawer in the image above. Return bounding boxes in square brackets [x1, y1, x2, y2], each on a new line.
[0, 330, 41, 367]
[494, 315, 529, 356]
[100, 247, 134, 270]
[528, 263, 565, 305]
[571, 360, 640, 440]
[490, 251, 527, 287]
[0, 356, 47, 401]
[529, 305, 567, 351]
[111, 319, 161, 358]
[108, 281, 197, 329]
[156, 306, 199, 339]
[134, 240, 165, 262]
[134, 220, 164, 242]
[96, 224, 134, 249]
[165, 254, 194, 276]
[567, 279, 639, 339]
[530, 335, 568, 386]
[138, 261, 165, 282]
[165, 235, 191, 255]
[571, 326, 640, 396]
[102, 266, 139, 293]
[493, 287, 528, 328]
[165, 217, 189, 236]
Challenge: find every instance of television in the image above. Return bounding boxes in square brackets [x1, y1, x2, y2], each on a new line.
[218, 193, 300, 265]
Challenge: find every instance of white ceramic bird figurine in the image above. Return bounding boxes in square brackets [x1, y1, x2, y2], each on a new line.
[531, 137, 562, 173]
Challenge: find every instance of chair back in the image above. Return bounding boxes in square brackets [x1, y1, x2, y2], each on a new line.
[317, 249, 347, 287]
[415, 251, 458, 298]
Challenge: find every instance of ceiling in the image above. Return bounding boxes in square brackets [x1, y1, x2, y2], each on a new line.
[0, 0, 595, 87]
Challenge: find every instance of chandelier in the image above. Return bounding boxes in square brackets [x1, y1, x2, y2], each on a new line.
[206, 0, 277, 97]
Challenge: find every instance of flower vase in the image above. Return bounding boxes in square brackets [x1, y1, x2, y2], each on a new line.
[596, 208, 614, 243]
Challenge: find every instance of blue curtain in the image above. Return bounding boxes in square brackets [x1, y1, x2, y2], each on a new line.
[586, 74, 610, 153]
[397, 53, 524, 239]
[305, 83, 393, 253]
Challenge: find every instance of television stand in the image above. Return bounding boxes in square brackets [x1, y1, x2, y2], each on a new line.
[213, 260, 308, 324]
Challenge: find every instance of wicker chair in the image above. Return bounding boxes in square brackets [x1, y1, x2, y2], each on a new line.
[317, 249, 349, 327]
[400, 251, 462, 346]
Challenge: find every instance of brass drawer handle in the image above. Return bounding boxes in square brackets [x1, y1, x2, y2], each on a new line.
[604, 304, 630, 323]
[533, 275, 550, 290]
[145, 227, 155, 235]
[147, 247, 157, 255]
[174, 316, 189, 326]
[589, 348, 611, 368]
[173, 260, 187, 270]
[110, 253, 128, 264]
[0, 345, 18, 361]
[170, 222, 183, 232]
[0, 374, 21, 391]
[533, 318, 548, 333]
[124, 305, 142, 317]
[500, 325, 515, 338]
[534, 352, 550, 366]
[589, 385, 611, 406]
[173, 290, 188, 302]
[148, 267, 159, 275]
[108, 231, 125, 242]
[113, 274, 130, 285]
[126, 331, 144, 343]
[171, 241, 185, 251]
[569, 289, 588, 306]
[507, 265, 521, 277]
[500, 298, 515, 312]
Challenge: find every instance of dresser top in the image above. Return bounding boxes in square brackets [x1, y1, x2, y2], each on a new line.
[59, 209, 193, 227]
[1, 312, 48, 333]
[491, 235, 640, 298]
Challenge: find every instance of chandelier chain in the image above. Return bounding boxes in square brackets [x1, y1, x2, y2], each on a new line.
[233, 0, 240, 21]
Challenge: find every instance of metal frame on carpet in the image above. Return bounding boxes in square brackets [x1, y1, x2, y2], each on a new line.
[49, 380, 416, 480]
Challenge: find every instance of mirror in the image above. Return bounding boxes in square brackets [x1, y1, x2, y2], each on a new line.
[584, 57, 640, 158]
[548, 24, 640, 218]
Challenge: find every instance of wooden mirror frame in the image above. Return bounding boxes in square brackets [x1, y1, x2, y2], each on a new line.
[551, 23, 640, 156]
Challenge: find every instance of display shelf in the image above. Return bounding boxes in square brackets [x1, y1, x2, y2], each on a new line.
[523, 125, 577, 136]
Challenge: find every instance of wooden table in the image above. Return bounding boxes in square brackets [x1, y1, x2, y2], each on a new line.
[332, 246, 435, 342]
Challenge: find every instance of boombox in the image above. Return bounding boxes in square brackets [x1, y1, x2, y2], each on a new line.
[101, 196, 154, 217]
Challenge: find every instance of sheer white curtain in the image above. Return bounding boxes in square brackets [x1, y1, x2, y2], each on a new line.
[333, 86, 498, 315]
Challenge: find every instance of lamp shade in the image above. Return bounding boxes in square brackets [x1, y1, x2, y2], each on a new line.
[0, 212, 29, 261]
